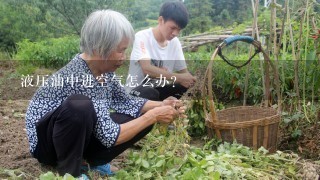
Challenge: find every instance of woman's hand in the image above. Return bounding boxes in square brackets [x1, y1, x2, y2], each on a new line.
[162, 97, 187, 118]
[145, 106, 178, 124]
[162, 96, 184, 109]
[175, 105, 187, 119]
[141, 97, 187, 123]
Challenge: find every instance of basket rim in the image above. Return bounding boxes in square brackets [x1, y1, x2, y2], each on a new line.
[206, 106, 280, 128]
[216, 106, 277, 111]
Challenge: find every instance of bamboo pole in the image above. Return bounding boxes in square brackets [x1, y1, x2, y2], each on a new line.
[254, 0, 267, 107]
[270, 0, 276, 107]
[287, 1, 301, 111]
[276, 0, 287, 111]
[269, 0, 282, 112]
[243, 0, 257, 106]
[280, 0, 288, 112]
[303, 0, 310, 122]
[272, 0, 278, 61]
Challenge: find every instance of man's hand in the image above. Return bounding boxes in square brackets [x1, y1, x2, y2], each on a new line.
[175, 72, 196, 88]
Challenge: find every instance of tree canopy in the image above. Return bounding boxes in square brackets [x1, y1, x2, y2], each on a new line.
[0, 0, 319, 51]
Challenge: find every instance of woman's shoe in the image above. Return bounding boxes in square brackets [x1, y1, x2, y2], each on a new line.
[81, 163, 114, 176]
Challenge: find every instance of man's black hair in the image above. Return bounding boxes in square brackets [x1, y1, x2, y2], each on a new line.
[159, 1, 189, 29]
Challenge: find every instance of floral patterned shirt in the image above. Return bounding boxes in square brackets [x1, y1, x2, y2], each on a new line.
[25, 54, 147, 153]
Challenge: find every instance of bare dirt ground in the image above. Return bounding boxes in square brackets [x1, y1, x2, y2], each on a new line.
[0, 62, 319, 179]
[0, 100, 46, 179]
[0, 61, 46, 179]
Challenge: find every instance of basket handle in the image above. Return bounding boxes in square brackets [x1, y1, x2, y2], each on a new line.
[202, 37, 256, 123]
[224, 35, 254, 46]
[202, 36, 282, 123]
[202, 48, 219, 123]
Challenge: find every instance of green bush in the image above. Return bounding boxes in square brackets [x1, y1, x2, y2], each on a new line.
[14, 36, 80, 69]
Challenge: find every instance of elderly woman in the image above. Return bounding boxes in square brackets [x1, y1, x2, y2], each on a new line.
[25, 10, 185, 178]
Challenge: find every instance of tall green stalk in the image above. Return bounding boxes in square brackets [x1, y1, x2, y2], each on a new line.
[303, 0, 310, 122]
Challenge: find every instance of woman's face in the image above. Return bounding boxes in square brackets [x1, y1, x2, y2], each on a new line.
[105, 38, 129, 71]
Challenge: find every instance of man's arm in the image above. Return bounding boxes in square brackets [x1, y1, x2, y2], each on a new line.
[139, 59, 174, 79]
[177, 68, 188, 73]
[139, 60, 196, 88]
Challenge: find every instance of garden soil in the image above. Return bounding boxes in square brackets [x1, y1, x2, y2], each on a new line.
[0, 62, 46, 179]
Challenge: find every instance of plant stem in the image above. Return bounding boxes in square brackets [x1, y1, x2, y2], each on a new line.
[287, 0, 301, 112]
[303, 0, 310, 122]
[244, 0, 258, 106]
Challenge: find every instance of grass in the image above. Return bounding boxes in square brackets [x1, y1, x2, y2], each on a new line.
[0, 51, 11, 60]
[0, 168, 30, 179]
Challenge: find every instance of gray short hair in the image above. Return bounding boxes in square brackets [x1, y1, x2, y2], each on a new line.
[80, 10, 134, 59]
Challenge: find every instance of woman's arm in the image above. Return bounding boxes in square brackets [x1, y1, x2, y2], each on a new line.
[140, 97, 185, 114]
[115, 105, 177, 145]
[139, 100, 162, 113]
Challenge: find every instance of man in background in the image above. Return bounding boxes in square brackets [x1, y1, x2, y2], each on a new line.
[126, 1, 196, 101]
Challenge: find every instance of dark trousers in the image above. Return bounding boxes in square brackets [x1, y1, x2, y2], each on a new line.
[33, 94, 153, 177]
[130, 84, 188, 101]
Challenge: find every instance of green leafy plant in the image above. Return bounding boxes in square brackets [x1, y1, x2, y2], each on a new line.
[14, 36, 79, 69]
[111, 138, 319, 179]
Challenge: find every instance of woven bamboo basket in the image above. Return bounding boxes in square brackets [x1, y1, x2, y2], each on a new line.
[203, 36, 281, 153]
